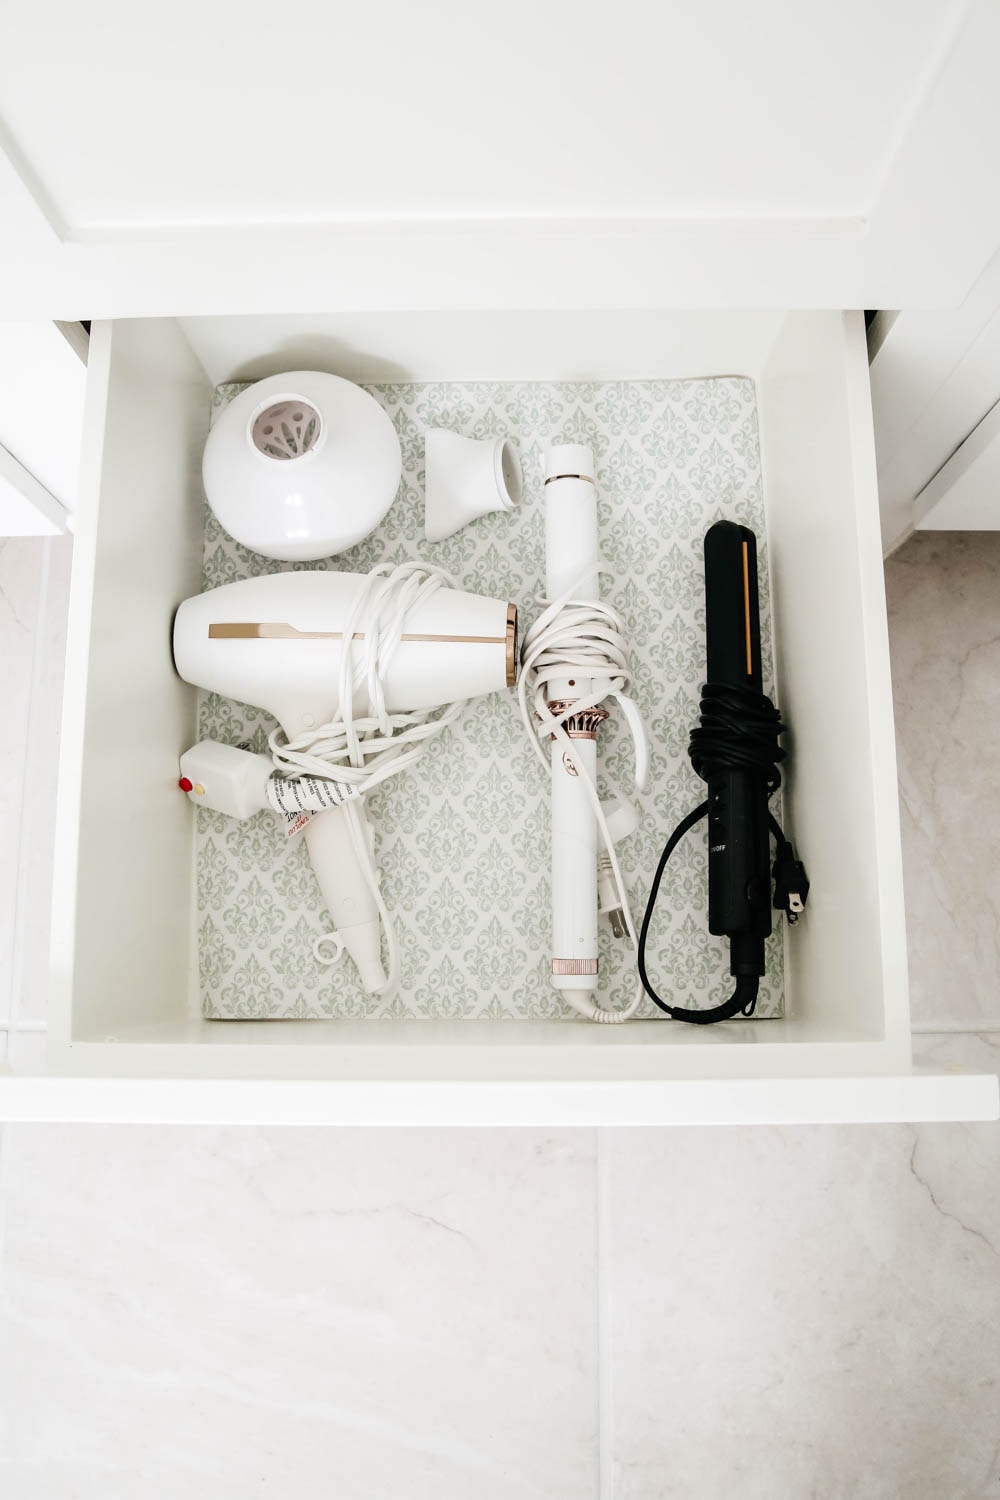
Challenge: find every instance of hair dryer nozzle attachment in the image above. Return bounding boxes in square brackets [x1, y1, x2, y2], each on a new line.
[425, 430, 521, 542]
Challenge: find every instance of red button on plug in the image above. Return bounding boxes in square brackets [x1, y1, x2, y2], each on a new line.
[178, 777, 194, 792]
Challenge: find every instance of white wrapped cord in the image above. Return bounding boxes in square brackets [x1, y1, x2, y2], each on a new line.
[267, 562, 467, 998]
[518, 567, 648, 1023]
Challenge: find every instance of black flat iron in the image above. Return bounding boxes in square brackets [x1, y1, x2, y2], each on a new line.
[638, 520, 808, 1024]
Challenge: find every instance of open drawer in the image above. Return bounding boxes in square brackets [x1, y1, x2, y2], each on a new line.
[6, 308, 995, 1125]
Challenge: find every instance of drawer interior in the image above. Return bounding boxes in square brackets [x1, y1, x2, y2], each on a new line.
[48, 310, 912, 1081]
[198, 373, 785, 1024]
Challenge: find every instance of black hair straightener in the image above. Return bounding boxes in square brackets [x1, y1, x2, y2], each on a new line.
[638, 520, 808, 1024]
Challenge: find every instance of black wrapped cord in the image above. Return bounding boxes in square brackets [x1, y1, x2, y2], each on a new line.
[689, 682, 785, 791]
[638, 682, 807, 1025]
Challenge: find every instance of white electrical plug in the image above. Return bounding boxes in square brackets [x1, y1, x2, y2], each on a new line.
[178, 741, 273, 820]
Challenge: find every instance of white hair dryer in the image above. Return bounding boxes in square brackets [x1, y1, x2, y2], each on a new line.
[173, 567, 516, 994]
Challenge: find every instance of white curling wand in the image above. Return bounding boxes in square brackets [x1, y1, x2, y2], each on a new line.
[544, 446, 605, 1010]
[525, 444, 648, 1020]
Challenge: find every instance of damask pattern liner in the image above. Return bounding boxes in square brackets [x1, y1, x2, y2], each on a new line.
[197, 378, 783, 1020]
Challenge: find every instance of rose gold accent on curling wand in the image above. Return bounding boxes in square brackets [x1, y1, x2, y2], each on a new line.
[552, 958, 599, 975]
[547, 702, 610, 739]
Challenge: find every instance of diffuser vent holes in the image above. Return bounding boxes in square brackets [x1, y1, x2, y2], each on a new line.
[251, 400, 322, 460]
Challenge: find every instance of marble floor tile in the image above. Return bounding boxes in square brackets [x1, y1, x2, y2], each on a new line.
[0, 1126, 598, 1500]
[0, 538, 44, 1031]
[911, 1027, 1000, 1074]
[885, 532, 1000, 1026]
[603, 1041, 1000, 1500]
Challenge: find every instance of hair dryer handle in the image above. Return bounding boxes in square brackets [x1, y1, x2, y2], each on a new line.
[303, 805, 387, 994]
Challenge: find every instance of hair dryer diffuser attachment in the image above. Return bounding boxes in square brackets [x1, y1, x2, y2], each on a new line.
[424, 429, 521, 542]
[202, 371, 402, 562]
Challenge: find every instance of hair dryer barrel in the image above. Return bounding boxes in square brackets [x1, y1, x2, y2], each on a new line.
[173, 571, 516, 737]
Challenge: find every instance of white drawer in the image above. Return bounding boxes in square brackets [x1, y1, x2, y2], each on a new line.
[11, 308, 995, 1125]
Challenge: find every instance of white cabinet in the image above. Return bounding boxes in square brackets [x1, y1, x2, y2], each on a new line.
[0, 4, 997, 1122]
[2, 1, 1000, 316]
[0, 322, 84, 535]
[870, 244, 1000, 539]
[913, 396, 1000, 530]
[869, 248, 1000, 550]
